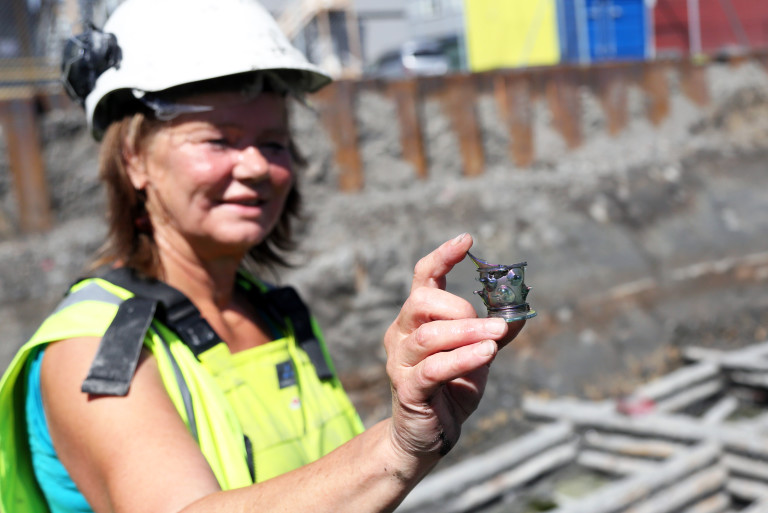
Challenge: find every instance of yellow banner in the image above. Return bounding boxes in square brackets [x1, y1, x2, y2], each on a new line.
[464, 0, 561, 71]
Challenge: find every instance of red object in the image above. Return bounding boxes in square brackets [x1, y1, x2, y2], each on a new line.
[654, 0, 768, 56]
[616, 396, 657, 416]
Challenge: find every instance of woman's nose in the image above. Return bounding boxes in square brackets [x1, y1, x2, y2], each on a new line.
[233, 146, 269, 181]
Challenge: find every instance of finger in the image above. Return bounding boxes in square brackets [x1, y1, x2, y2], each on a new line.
[395, 287, 478, 334]
[413, 339, 497, 396]
[411, 233, 473, 292]
[396, 317, 507, 366]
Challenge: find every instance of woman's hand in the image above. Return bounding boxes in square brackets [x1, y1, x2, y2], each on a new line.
[383, 233, 525, 466]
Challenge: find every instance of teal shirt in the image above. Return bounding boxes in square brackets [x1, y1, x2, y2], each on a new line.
[25, 349, 94, 513]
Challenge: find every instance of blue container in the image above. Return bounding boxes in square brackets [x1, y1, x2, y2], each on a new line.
[557, 0, 650, 63]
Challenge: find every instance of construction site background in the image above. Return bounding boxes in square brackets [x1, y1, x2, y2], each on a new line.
[1, 2, 768, 510]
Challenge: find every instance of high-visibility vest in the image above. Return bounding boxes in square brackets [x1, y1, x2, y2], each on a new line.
[0, 270, 364, 513]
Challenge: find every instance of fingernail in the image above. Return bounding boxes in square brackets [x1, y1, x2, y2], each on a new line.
[476, 340, 497, 357]
[485, 319, 507, 336]
[450, 233, 468, 245]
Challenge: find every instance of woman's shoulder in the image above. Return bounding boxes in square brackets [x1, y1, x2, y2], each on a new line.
[27, 276, 131, 348]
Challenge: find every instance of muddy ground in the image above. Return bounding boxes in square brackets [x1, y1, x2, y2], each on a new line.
[1, 61, 768, 473]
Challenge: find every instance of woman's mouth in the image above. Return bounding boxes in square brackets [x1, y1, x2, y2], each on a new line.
[219, 197, 266, 207]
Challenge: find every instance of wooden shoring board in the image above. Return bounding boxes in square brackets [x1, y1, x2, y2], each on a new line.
[592, 66, 631, 136]
[544, 67, 583, 149]
[0, 96, 52, 233]
[312, 80, 364, 191]
[679, 61, 711, 107]
[493, 72, 535, 167]
[387, 79, 428, 179]
[642, 62, 671, 126]
[437, 74, 485, 178]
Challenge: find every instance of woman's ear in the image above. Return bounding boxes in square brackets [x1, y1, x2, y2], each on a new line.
[123, 140, 148, 190]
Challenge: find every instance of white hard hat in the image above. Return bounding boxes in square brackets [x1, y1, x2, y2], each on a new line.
[73, 0, 331, 139]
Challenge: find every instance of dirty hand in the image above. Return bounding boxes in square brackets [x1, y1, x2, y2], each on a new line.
[383, 233, 525, 464]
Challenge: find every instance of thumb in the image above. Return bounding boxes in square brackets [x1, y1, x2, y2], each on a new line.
[411, 233, 473, 292]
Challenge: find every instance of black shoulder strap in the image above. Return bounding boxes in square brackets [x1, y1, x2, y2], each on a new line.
[81, 268, 223, 397]
[103, 267, 222, 357]
[260, 287, 333, 381]
[81, 296, 157, 396]
[82, 268, 333, 398]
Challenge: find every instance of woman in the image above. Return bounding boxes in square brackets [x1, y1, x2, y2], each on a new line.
[0, 0, 525, 512]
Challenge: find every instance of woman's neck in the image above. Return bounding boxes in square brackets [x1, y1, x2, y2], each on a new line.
[155, 233, 244, 310]
[152, 234, 275, 352]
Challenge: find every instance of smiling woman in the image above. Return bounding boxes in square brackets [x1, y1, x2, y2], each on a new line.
[0, 1, 526, 512]
[121, 92, 295, 266]
[95, 88, 302, 277]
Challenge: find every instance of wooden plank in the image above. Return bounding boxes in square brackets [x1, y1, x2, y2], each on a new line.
[730, 371, 768, 389]
[388, 79, 428, 179]
[727, 477, 768, 501]
[0, 63, 59, 82]
[0, 97, 52, 233]
[551, 443, 720, 513]
[702, 396, 739, 424]
[723, 453, 768, 482]
[680, 492, 730, 513]
[642, 63, 670, 125]
[632, 362, 720, 403]
[582, 431, 681, 459]
[399, 422, 574, 512]
[494, 72, 535, 167]
[523, 396, 768, 459]
[312, 80, 364, 191]
[684, 344, 768, 372]
[679, 61, 710, 107]
[439, 74, 484, 177]
[595, 67, 629, 136]
[740, 497, 768, 513]
[626, 466, 727, 513]
[654, 379, 724, 413]
[577, 450, 657, 476]
[446, 442, 578, 513]
[545, 68, 582, 149]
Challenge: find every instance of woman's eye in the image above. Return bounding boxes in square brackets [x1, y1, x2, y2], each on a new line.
[261, 142, 288, 153]
[207, 138, 229, 147]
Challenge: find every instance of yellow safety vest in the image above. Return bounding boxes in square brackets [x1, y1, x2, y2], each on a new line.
[0, 271, 364, 513]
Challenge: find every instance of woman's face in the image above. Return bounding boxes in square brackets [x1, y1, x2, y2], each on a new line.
[126, 91, 293, 261]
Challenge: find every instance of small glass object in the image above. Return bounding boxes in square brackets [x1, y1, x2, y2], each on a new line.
[467, 251, 536, 322]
